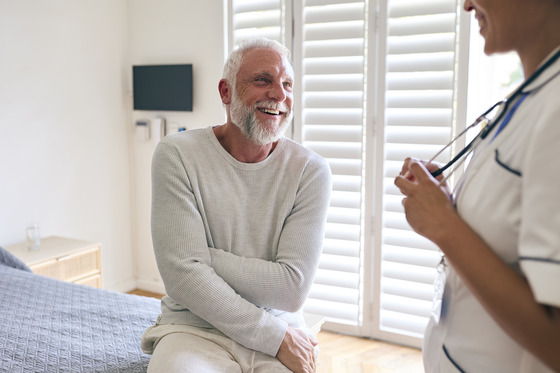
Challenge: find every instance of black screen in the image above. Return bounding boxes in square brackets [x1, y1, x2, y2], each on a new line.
[133, 64, 193, 111]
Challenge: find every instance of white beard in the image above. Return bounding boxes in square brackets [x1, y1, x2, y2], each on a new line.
[229, 89, 293, 146]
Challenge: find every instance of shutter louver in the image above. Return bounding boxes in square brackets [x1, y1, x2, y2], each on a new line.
[300, 0, 366, 327]
[379, 0, 460, 338]
[231, 0, 284, 45]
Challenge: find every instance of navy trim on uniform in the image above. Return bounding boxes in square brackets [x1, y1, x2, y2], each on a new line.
[442, 345, 466, 373]
[519, 256, 560, 265]
[494, 150, 522, 176]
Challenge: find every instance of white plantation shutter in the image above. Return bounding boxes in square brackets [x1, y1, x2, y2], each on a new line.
[229, 0, 286, 46]
[227, 0, 469, 345]
[378, 0, 463, 341]
[294, 0, 367, 329]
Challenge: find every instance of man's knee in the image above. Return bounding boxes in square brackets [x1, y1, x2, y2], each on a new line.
[147, 332, 241, 373]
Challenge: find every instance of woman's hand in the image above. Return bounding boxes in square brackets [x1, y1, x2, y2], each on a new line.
[394, 158, 456, 242]
[399, 157, 445, 182]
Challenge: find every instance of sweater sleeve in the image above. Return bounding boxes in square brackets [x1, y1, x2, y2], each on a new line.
[151, 140, 287, 356]
[208, 156, 332, 312]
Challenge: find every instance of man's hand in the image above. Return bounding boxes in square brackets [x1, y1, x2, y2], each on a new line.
[277, 326, 318, 373]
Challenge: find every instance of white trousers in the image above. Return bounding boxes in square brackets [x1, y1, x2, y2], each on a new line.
[143, 324, 292, 373]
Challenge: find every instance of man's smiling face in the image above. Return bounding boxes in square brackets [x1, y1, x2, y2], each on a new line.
[229, 47, 294, 145]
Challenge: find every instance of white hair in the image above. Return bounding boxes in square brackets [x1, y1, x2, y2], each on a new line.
[222, 38, 292, 89]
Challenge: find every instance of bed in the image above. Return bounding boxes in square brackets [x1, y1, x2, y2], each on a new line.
[0, 246, 161, 373]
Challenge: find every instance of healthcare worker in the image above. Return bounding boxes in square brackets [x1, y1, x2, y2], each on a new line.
[395, 0, 560, 372]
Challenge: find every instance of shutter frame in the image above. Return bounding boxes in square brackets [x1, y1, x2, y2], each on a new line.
[227, 0, 470, 346]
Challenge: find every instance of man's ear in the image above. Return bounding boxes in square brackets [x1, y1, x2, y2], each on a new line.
[219, 79, 232, 105]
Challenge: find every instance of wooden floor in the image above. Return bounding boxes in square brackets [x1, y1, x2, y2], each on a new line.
[128, 289, 423, 373]
[128, 289, 164, 299]
[316, 331, 422, 373]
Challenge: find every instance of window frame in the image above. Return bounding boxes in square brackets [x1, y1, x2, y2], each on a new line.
[226, 0, 472, 348]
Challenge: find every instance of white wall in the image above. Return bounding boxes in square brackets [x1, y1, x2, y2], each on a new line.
[0, 0, 225, 292]
[0, 0, 134, 290]
[127, 0, 226, 293]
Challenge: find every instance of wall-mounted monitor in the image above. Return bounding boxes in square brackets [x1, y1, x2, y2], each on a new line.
[133, 64, 193, 111]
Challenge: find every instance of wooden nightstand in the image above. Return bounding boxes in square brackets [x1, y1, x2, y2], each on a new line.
[5, 236, 102, 288]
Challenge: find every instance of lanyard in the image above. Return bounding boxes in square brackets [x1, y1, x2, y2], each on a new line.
[490, 93, 529, 142]
[480, 47, 560, 141]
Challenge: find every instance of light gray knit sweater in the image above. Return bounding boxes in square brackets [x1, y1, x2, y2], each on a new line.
[150, 126, 332, 357]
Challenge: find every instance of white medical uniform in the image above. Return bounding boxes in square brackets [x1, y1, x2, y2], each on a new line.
[423, 47, 560, 373]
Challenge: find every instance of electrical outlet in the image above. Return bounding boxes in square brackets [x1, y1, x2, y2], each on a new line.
[165, 123, 187, 136]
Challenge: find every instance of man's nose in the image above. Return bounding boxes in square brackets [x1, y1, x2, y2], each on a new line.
[268, 81, 287, 101]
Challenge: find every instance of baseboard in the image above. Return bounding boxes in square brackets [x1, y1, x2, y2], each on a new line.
[105, 278, 138, 293]
[135, 278, 166, 295]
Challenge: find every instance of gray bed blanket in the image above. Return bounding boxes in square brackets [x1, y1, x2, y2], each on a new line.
[0, 247, 160, 373]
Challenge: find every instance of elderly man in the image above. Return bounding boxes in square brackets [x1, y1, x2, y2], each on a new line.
[141, 38, 332, 373]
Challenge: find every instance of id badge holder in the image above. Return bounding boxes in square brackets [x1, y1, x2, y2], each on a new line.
[431, 255, 447, 324]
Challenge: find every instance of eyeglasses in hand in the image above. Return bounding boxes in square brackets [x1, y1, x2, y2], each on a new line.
[428, 47, 560, 184]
